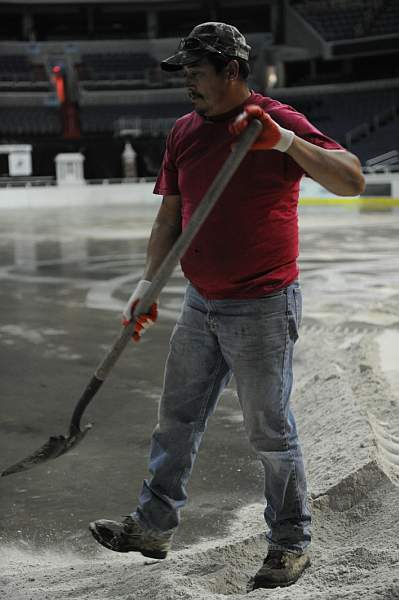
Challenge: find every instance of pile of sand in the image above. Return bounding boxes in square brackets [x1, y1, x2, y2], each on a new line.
[1, 325, 399, 600]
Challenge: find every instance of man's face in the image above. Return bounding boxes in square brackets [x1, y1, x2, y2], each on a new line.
[183, 58, 230, 117]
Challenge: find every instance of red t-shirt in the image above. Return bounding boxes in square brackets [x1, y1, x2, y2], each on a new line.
[154, 91, 342, 299]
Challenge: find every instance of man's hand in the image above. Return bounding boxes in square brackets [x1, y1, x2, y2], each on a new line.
[230, 104, 294, 152]
[122, 280, 158, 342]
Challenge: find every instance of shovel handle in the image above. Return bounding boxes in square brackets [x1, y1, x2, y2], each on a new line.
[71, 118, 262, 427]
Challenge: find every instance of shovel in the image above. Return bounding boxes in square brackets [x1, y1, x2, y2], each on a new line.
[2, 118, 262, 477]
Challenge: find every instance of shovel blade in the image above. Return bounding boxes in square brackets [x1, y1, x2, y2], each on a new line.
[1, 424, 92, 477]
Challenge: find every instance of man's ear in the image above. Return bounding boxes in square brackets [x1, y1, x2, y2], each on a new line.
[225, 60, 240, 80]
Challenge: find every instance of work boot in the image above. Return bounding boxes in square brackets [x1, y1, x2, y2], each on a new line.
[249, 548, 311, 590]
[89, 515, 173, 559]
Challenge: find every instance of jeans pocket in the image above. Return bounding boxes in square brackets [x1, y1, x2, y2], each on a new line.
[287, 286, 302, 342]
[288, 313, 299, 342]
[257, 290, 286, 319]
[293, 287, 302, 328]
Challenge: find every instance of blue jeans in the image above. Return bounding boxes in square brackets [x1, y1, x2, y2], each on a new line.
[134, 282, 311, 553]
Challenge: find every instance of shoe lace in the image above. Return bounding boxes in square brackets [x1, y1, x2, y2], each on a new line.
[263, 550, 285, 570]
[121, 516, 143, 537]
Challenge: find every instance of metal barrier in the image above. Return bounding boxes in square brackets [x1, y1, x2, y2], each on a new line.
[0, 176, 156, 188]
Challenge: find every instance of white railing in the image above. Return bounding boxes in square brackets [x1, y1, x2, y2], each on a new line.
[0, 176, 157, 188]
[345, 104, 398, 147]
[363, 150, 399, 173]
[0, 175, 56, 188]
[345, 122, 370, 147]
[116, 116, 176, 137]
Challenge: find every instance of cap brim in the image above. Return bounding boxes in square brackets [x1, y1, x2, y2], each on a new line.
[161, 50, 206, 72]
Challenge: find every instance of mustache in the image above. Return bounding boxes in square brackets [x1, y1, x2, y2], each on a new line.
[187, 89, 204, 100]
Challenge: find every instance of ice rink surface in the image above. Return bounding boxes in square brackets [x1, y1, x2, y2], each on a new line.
[0, 197, 398, 583]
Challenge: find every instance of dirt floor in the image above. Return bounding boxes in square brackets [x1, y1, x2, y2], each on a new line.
[0, 199, 398, 599]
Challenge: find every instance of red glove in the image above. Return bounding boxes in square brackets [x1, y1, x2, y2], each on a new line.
[122, 300, 158, 342]
[122, 279, 158, 343]
[230, 104, 294, 152]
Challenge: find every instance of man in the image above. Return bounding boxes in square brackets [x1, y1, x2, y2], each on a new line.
[89, 22, 365, 590]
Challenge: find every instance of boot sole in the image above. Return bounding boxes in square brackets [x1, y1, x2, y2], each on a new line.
[249, 559, 311, 591]
[250, 577, 302, 590]
[88, 522, 168, 560]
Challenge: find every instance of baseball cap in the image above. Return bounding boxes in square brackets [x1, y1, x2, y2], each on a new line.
[161, 22, 251, 71]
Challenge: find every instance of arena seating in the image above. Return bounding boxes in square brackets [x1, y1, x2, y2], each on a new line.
[352, 119, 399, 163]
[292, 0, 395, 41]
[75, 44, 258, 91]
[277, 87, 399, 144]
[371, 0, 399, 34]
[0, 3, 397, 177]
[79, 86, 398, 165]
[79, 101, 190, 135]
[76, 51, 165, 88]
[0, 54, 50, 90]
[273, 86, 398, 164]
[0, 106, 62, 136]
[81, 51, 157, 76]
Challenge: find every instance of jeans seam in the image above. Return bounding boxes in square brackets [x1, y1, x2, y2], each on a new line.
[280, 288, 302, 520]
[169, 351, 225, 495]
[197, 351, 225, 430]
[279, 321, 290, 454]
[293, 287, 302, 327]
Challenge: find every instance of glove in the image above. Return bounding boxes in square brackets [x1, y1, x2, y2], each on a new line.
[229, 104, 294, 152]
[122, 279, 158, 343]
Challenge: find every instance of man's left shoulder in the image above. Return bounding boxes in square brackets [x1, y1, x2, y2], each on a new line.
[249, 92, 282, 112]
[253, 93, 311, 131]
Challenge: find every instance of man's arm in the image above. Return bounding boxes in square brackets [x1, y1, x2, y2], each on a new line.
[143, 194, 182, 280]
[122, 195, 181, 341]
[231, 105, 366, 197]
[286, 139, 365, 197]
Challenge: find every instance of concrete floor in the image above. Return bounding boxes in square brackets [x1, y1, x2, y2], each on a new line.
[0, 199, 398, 556]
